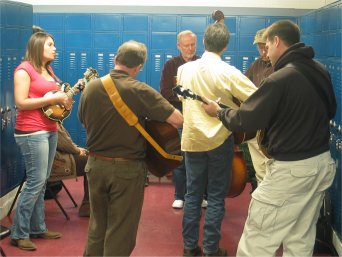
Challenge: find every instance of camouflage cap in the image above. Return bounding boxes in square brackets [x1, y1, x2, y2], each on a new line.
[253, 28, 266, 45]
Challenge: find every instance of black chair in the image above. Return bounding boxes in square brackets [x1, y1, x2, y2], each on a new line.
[7, 174, 77, 220]
[0, 225, 10, 257]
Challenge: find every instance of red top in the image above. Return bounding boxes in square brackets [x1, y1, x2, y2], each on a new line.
[15, 61, 58, 132]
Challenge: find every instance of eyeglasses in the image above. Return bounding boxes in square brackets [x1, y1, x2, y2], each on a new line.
[180, 43, 196, 49]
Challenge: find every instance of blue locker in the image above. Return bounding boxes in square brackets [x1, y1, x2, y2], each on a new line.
[228, 34, 237, 52]
[149, 51, 164, 91]
[314, 10, 324, 33]
[122, 32, 147, 44]
[64, 50, 93, 146]
[65, 31, 92, 49]
[0, 1, 30, 197]
[93, 51, 115, 77]
[239, 35, 255, 52]
[50, 31, 64, 55]
[3, 27, 20, 50]
[195, 34, 204, 54]
[236, 54, 259, 74]
[239, 17, 266, 34]
[51, 52, 64, 81]
[222, 54, 236, 67]
[180, 15, 207, 33]
[151, 32, 177, 50]
[224, 17, 237, 34]
[65, 14, 92, 31]
[93, 32, 120, 49]
[0, 1, 4, 26]
[36, 13, 64, 30]
[93, 14, 121, 31]
[267, 16, 297, 26]
[149, 50, 176, 91]
[123, 15, 148, 31]
[18, 3, 32, 27]
[3, 1, 17, 26]
[151, 15, 177, 32]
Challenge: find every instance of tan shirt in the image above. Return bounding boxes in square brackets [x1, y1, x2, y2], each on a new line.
[177, 52, 257, 152]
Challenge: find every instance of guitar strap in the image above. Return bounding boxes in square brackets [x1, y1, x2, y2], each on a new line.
[101, 74, 182, 161]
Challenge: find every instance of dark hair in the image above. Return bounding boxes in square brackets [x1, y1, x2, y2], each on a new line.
[24, 31, 55, 72]
[264, 20, 300, 47]
[115, 40, 147, 68]
[203, 23, 230, 53]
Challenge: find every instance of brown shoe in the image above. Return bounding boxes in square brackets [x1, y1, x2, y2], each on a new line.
[184, 246, 202, 256]
[30, 231, 61, 239]
[10, 239, 37, 251]
[203, 247, 227, 256]
[78, 201, 90, 217]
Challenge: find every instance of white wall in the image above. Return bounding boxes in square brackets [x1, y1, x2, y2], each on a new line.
[10, 0, 335, 9]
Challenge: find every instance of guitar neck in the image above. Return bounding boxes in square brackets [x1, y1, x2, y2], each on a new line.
[195, 94, 228, 108]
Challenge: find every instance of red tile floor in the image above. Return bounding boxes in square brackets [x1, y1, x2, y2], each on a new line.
[0, 176, 335, 256]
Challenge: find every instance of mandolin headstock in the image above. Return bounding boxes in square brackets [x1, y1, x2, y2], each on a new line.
[172, 85, 201, 101]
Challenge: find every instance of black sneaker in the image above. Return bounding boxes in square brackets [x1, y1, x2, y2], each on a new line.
[184, 246, 202, 256]
[203, 247, 227, 256]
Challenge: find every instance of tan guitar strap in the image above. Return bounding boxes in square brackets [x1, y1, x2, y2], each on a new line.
[101, 74, 182, 161]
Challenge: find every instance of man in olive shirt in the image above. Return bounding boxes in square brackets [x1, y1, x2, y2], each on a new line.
[244, 28, 274, 191]
[78, 40, 183, 257]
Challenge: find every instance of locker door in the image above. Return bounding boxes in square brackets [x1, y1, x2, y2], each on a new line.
[93, 51, 115, 77]
[64, 50, 92, 147]
[149, 51, 177, 92]
[237, 54, 259, 74]
[149, 51, 164, 91]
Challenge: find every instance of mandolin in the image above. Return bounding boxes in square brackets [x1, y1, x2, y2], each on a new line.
[172, 85, 256, 145]
[42, 67, 98, 123]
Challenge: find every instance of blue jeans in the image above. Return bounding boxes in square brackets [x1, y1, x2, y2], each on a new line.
[11, 131, 57, 239]
[173, 128, 186, 200]
[182, 136, 234, 254]
[173, 154, 186, 200]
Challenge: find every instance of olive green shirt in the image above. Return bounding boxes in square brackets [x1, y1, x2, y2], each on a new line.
[78, 70, 175, 159]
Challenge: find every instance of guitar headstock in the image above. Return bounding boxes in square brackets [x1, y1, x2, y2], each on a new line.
[212, 10, 224, 24]
[77, 67, 99, 92]
[172, 85, 198, 101]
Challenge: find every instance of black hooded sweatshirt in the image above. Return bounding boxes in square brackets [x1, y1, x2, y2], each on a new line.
[220, 43, 337, 161]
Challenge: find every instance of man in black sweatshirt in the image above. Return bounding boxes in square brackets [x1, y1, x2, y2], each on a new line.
[202, 20, 337, 257]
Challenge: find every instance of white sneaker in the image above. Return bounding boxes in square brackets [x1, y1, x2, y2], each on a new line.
[201, 199, 208, 208]
[172, 200, 184, 209]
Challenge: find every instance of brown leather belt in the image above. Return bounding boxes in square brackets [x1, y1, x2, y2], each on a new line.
[88, 152, 143, 162]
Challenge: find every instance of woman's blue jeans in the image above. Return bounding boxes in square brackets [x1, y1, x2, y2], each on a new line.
[182, 136, 234, 254]
[11, 131, 57, 239]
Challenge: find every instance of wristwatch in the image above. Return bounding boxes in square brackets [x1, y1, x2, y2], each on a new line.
[216, 108, 222, 120]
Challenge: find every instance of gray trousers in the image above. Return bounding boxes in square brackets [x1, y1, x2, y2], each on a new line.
[84, 156, 147, 257]
[237, 151, 336, 257]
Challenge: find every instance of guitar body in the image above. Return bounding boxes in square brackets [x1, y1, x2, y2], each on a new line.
[145, 120, 182, 177]
[226, 149, 248, 198]
[233, 131, 256, 145]
[41, 91, 71, 122]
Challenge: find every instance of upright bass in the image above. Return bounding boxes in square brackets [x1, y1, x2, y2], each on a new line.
[215, 10, 249, 197]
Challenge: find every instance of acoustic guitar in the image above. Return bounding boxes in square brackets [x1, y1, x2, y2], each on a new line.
[42, 67, 98, 123]
[144, 119, 247, 197]
[145, 120, 182, 178]
[172, 85, 256, 145]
